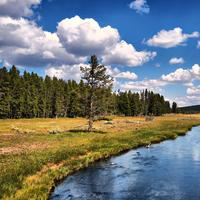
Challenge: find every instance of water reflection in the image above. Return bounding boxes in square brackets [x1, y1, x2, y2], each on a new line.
[50, 126, 200, 200]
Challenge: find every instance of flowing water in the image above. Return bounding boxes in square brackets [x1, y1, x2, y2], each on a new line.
[50, 126, 200, 200]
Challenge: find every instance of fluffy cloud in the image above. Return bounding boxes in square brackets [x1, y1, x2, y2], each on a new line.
[119, 64, 200, 94]
[129, 0, 150, 14]
[169, 57, 184, 65]
[186, 95, 200, 103]
[0, 15, 156, 69]
[186, 84, 200, 106]
[0, 0, 41, 18]
[197, 41, 200, 48]
[0, 17, 42, 48]
[107, 66, 138, 80]
[0, 16, 85, 67]
[161, 64, 200, 83]
[102, 40, 156, 67]
[187, 85, 200, 95]
[120, 79, 166, 92]
[0, 0, 155, 81]
[146, 27, 199, 48]
[115, 71, 138, 80]
[161, 68, 192, 83]
[45, 64, 87, 82]
[57, 16, 156, 67]
[57, 16, 120, 56]
[189, 64, 200, 78]
[174, 94, 200, 107]
[119, 78, 200, 107]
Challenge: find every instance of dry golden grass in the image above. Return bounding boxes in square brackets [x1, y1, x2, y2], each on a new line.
[0, 114, 199, 154]
[0, 118, 87, 135]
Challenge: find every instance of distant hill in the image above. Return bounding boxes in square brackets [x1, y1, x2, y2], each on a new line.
[178, 105, 200, 114]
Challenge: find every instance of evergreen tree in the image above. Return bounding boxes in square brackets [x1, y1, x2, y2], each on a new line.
[80, 55, 113, 131]
[9, 66, 23, 118]
[164, 101, 171, 114]
[0, 67, 11, 118]
[117, 92, 131, 116]
[172, 102, 177, 113]
[44, 76, 53, 117]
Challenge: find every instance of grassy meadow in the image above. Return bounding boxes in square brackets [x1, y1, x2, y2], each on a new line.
[0, 114, 200, 199]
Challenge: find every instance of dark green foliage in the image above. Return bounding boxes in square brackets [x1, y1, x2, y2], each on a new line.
[0, 67, 11, 118]
[80, 55, 113, 131]
[9, 66, 23, 118]
[177, 105, 200, 114]
[0, 64, 174, 119]
[172, 102, 177, 113]
[117, 91, 131, 116]
[115, 89, 171, 116]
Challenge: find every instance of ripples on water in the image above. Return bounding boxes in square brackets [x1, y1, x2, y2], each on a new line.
[50, 126, 200, 200]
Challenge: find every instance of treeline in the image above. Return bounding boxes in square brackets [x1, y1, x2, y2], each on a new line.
[0, 66, 174, 119]
[177, 105, 200, 114]
[115, 90, 171, 116]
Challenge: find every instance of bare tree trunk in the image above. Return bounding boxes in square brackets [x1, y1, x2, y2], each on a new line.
[88, 91, 94, 132]
[88, 115, 93, 132]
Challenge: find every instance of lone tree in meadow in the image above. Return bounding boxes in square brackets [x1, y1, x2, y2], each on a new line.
[80, 55, 113, 132]
[172, 102, 177, 113]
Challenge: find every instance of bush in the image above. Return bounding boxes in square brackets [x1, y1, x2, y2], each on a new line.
[48, 129, 62, 134]
[104, 121, 113, 125]
[69, 129, 105, 134]
[95, 116, 113, 121]
[145, 116, 154, 121]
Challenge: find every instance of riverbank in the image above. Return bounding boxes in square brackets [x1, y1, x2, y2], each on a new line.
[50, 125, 200, 200]
[1, 115, 200, 199]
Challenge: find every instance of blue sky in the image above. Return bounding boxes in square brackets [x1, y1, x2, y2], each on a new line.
[0, 0, 200, 106]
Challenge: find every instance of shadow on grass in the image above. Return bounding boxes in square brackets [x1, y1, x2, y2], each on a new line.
[68, 129, 106, 134]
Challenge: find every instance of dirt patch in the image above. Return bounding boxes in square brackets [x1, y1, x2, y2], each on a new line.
[0, 142, 50, 155]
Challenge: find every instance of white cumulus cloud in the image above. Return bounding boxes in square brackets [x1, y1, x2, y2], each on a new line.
[115, 71, 138, 80]
[57, 16, 156, 67]
[0, 0, 41, 18]
[146, 27, 199, 48]
[197, 41, 200, 48]
[102, 40, 156, 67]
[187, 85, 200, 96]
[161, 64, 200, 83]
[0, 15, 156, 69]
[45, 64, 88, 82]
[0, 16, 84, 67]
[169, 57, 185, 65]
[176, 90, 200, 106]
[57, 16, 120, 56]
[120, 79, 166, 93]
[129, 0, 150, 14]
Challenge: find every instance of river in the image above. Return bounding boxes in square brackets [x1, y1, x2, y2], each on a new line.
[50, 126, 200, 200]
